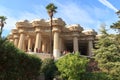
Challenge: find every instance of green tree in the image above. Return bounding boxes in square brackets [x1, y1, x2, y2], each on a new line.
[110, 10, 120, 32]
[0, 38, 42, 80]
[56, 53, 89, 80]
[116, 10, 120, 18]
[0, 16, 7, 37]
[110, 10, 120, 54]
[41, 58, 58, 80]
[110, 20, 120, 34]
[94, 27, 120, 80]
[46, 3, 57, 54]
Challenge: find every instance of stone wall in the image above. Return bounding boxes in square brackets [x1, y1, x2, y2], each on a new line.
[28, 52, 52, 60]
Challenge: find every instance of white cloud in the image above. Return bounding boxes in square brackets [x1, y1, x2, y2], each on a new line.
[0, 1, 96, 32]
[19, 5, 48, 21]
[0, 6, 18, 30]
[0, 0, 118, 36]
[98, 0, 118, 12]
[0, 5, 47, 31]
[55, 2, 95, 30]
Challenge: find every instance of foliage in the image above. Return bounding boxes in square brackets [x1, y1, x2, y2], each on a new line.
[110, 20, 120, 33]
[56, 53, 89, 80]
[46, 3, 57, 18]
[94, 27, 120, 80]
[0, 38, 42, 80]
[116, 10, 120, 18]
[46, 3, 57, 13]
[110, 11, 120, 34]
[0, 16, 7, 21]
[0, 16, 7, 37]
[81, 72, 110, 80]
[41, 58, 58, 80]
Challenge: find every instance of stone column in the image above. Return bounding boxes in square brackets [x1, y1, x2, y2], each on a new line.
[27, 36, 32, 51]
[59, 38, 62, 52]
[88, 40, 93, 57]
[10, 39, 14, 43]
[62, 40, 65, 51]
[34, 31, 42, 52]
[14, 35, 19, 47]
[46, 39, 50, 53]
[53, 31, 60, 59]
[9, 36, 14, 43]
[42, 40, 47, 53]
[18, 32, 25, 51]
[73, 36, 78, 52]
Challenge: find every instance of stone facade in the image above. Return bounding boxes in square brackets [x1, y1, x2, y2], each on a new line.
[8, 18, 97, 59]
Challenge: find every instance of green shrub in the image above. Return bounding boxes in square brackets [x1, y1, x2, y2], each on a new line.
[56, 53, 89, 80]
[0, 38, 42, 80]
[81, 72, 111, 80]
[41, 58, 58, 80]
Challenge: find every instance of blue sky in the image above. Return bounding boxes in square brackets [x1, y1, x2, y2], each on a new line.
[0, 0, 120, 36]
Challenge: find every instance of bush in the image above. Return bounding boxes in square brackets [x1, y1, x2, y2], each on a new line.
[56, 53, 89, 80]
[41, 58, 58, 80]
[0, 38, 42, 80]
[81, 72, 111, 80]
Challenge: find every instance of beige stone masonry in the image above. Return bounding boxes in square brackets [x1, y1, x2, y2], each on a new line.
[8, 18, 97, 59]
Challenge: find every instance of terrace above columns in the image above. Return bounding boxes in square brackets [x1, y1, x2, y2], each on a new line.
[16, 20, 32, 28]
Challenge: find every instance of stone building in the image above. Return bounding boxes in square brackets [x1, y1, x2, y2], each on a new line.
[8, 18, 97, 59]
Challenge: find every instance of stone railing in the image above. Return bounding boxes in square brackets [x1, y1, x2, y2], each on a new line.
[28, 52, 52, 60]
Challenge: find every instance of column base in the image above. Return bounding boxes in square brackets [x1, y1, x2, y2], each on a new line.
[53, 49, 61, 59]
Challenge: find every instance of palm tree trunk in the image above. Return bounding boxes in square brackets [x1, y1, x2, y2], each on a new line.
[50, 16, 53, 54]
[0, 26, 3, 38]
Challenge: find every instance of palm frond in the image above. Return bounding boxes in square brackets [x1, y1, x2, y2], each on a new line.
[46, 3, 57, 13]
[0, 16, 7, 21]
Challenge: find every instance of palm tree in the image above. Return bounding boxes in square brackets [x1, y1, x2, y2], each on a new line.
[0, 16, 7, 37]
[111, 10, 120, 34]
[116, 10, 120, 18]
[46, 3, 57, 54]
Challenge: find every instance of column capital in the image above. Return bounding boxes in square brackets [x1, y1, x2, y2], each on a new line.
[52, 26, 61, 33]
[53, 30, 61, 33]
[19, 29, 26, 34]
[72, 33, 79, 37]
[8, 34, 13, 40]
[35, 30, 41, 33]
[27, 35, 32, 38]
[35, 28, 42, 33]
[13, 35, 19, 39]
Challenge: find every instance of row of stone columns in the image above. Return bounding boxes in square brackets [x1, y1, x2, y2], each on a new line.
[9, 30, 93, 59]
[74, 37, 93, 56]
[53, 34, 93, 59]
[73, 36, 93, 56]
[18, 32, 50, 53]
[53, 31, 93, 58]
